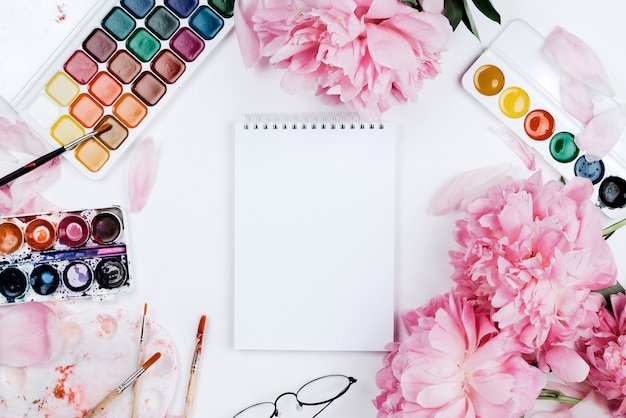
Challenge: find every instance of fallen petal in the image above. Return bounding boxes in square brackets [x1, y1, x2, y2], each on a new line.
[575, 104, 626, 161]
[128, 136, 158, 213]
[542, 26, 614, 97]
[9, 158, 61, 214]
[560, 73, 594, 125]
[428, 163, 511, 215]
[0, 302, 63, 367]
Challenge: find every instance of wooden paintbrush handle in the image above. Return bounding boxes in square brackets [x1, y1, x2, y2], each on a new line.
[84, 391, 120, 418]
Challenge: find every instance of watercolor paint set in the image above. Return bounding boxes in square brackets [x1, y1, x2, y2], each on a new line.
[0, 206, 131, 304]
[6, 0, 234, 178]
[462, 20, 626, 219]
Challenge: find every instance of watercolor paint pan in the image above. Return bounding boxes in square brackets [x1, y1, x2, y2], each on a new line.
[8, 0, 234, 179]
[461, 19, 626, 219]
[0, 206, 131, 304]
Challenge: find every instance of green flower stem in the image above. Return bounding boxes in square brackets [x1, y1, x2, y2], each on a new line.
[603, 217, 626, 239]
[537, 389, 581, 405]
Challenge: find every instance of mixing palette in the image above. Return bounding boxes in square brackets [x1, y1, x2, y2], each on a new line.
[0, 206, 131, 304]
[9, 0, 234, 178]
[462, 20, 626, 219]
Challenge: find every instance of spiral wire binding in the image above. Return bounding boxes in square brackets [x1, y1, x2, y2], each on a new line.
[242, 112, 385, 130]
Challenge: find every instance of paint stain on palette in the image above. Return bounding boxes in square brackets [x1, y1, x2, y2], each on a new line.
[0, 308, 178, 417]
[0, 206, 131, 305]
[462, 20, 626, 219]
[11, 0, 234, 178]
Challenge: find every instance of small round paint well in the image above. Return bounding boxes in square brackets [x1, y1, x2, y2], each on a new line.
[599, 176, 626, 209]
[25, 218, 56, 251]
[498, 87, 530, 118]
[0, 222, 23, 255]
[64, 261, 93, 292]
[75, 138, 110, 172]
[549, 132, 579, 163]
[151, 50, 186, 84]
[30, 265, 60, 296]
[473, 64, 505, 96]
[0, 268, 27, 300]
[574, 156, 605, 185]
[524, 109, 555, 140]
[95, 258, 127, 289]
[58, 215, 90, 247]
[170, 27, 205, 62]
[91, 212, 122, 244]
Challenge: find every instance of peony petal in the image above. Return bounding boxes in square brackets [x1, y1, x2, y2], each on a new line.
[128, 136, 158, 213]
[575, 104, 626, 161]
[570, 389, 611, 418]
[428, 163, 511, 215]
[0, 302, 63, 367]
[9, 158, 61, 214]
[0, 118, 48, 155]
[559, 73, 594, 124]
[413, 380, 463, 408]
[542, 26, 614, 97]
[233, 0, 263, 68]
[366, 23, 418, 71]
[545, 346, 589, 383]
[365, 0, 412, 19]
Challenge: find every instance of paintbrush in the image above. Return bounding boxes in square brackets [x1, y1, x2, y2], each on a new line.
[131, 303, 148, 418]
[183, 315, 207, 418]
[0, 122, 111, 187]
[84, 351, 161, 418]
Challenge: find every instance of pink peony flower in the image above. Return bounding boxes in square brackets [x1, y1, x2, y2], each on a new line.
[234, 0, 452, 120]
[373, 292, 546, 418]
[449, 171, 617, 365]
[578, 293, 626, 416]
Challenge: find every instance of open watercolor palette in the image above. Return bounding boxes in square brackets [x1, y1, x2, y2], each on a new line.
[6, 0, 234, 178]
[462, 20, 626, 219]
[0, 206, 131, 304]
[0, 308, 178, 417]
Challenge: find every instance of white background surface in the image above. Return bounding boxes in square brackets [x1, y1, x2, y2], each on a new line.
[3, 1, 626, 416]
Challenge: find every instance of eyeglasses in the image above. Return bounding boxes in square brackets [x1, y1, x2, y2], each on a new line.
[233, 374, 357, 418]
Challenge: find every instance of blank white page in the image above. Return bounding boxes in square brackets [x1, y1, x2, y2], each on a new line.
[234, 115, 395, 351]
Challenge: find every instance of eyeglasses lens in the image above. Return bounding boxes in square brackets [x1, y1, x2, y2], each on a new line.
[297, 375, 352, 405]
[233, 402, 276, 418]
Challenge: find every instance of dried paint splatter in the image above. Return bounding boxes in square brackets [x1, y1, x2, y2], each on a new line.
[55, 4, 66, 23]
[52, 365, 73, 400]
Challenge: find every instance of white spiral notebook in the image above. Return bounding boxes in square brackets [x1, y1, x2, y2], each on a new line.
[233, 113, 395, 351]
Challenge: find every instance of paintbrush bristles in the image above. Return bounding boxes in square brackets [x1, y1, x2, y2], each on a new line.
[95, 123, 112, 135]
[197, 315, 206, 337]
[143, 352, 161, 369]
